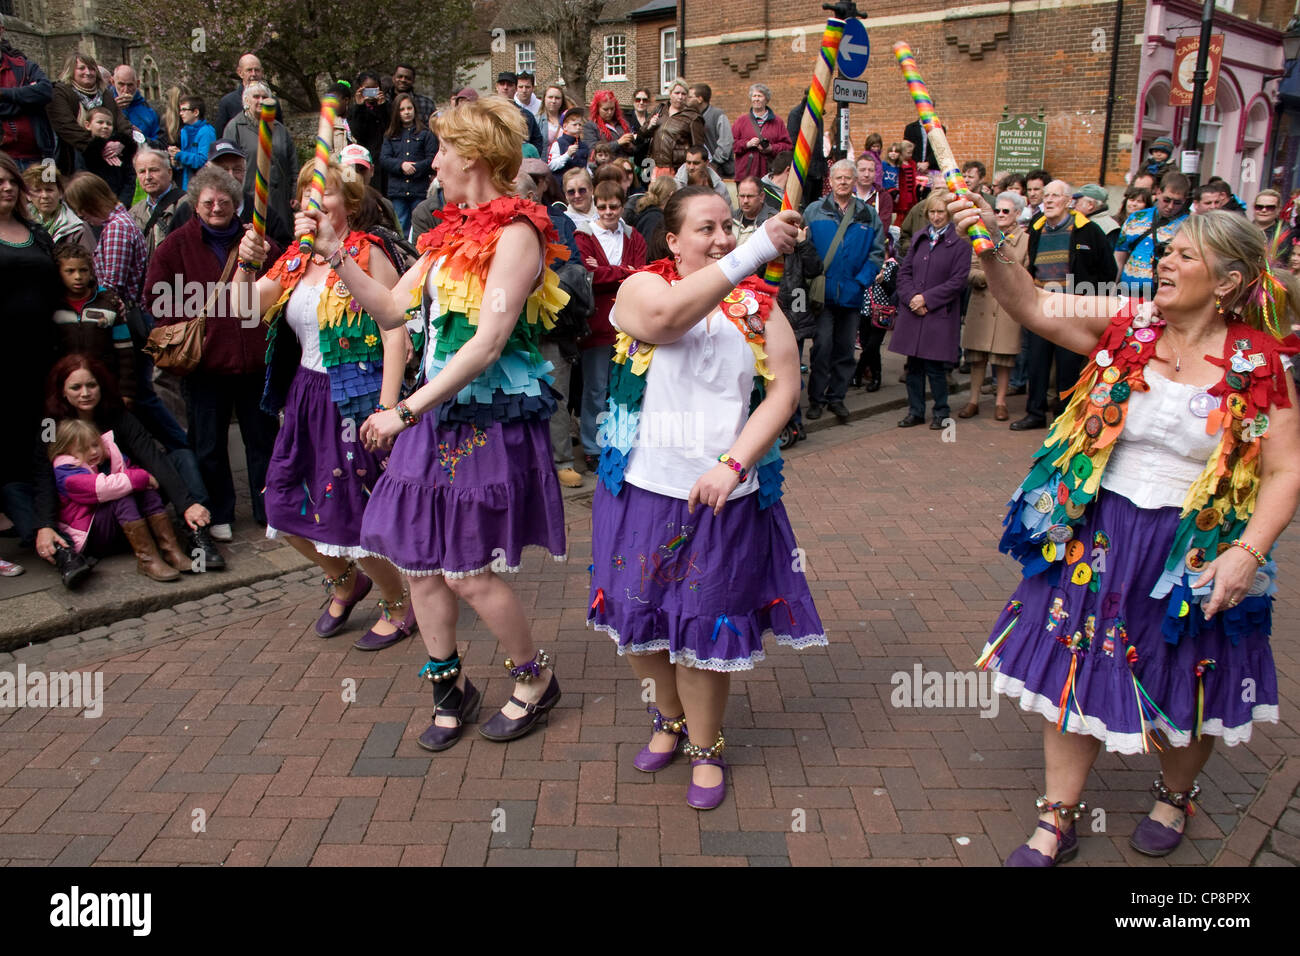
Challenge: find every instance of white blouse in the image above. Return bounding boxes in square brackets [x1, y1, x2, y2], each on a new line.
[618, 305, 759, 501]
[285, 283, 326, 372]
[1101, 369, 1222, 510]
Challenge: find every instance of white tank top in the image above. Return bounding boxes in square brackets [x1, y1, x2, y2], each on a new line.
[1100, 369, 1221, 510]
[285, 283, 326, 372]
[619, 306, 759, 501]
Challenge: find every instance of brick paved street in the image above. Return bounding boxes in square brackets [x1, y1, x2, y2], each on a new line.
[1, 408, 1297, 867]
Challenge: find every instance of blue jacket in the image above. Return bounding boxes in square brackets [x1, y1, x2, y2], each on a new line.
[380, 126, 438, 201]
[804, 194, 885, 309]
[175, 119, 215, 188]
[113, 90, 162, 144]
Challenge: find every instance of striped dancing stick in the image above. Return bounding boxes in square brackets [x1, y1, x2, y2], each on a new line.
[893, 43, 994, 254]
[762, 19, 844, 285]
[241, 98, 277, 269]
[298, 93, 340, 255]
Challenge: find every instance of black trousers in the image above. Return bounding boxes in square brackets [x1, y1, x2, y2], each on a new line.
[182, 371, 279, 526]
[1025, 330, 1085, 420]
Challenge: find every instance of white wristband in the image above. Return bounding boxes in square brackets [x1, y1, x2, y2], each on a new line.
[718, 224, 779, 285]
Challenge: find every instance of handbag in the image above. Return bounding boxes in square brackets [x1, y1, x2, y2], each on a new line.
[862, 258, 899, 330]
[142, 246, 239, 376]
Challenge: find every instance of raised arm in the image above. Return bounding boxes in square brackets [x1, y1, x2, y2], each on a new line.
[949, 194, 1118, 356]
[613, 211, 800, 345]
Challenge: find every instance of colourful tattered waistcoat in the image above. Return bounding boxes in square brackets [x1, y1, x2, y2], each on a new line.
[596, 259, 785, 509]
[405, 196, 570, 426]
[261, 231, 388, 420]
[1000, 302, 1298, 645]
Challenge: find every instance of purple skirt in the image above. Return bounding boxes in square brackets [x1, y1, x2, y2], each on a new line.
[982, 489, 1278, 754]
[359, 411, 566, 577]
[589, 482, 827, 672]
[264, 367, 386, 558]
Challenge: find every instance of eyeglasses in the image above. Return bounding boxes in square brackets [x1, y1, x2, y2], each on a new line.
[179, 106, 197, 113]
[1255, 203, 1278, 211]
[566, 187, 589, 196]
[595, 203, 621, 211]
[634, 96, 649, 102]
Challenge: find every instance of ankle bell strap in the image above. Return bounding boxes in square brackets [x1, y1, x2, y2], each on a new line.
[377, 594, 407, 620]
[504, 648, 551, 681]
[681, 732, 725, 761]
[1151, 776, 1200, 811]
[419, 652, 461, 684]
[322, 561, 356, 591]
[648, 706, 687, 736]
[1036, 795, 1087, 822]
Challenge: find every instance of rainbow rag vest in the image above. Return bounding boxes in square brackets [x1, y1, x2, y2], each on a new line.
[999, 302, 1298, 647]
[596, 260, 785, 509]
[404, 196, 570, 425]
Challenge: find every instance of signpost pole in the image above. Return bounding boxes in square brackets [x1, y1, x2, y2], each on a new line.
[1182, 0, 1216, 189]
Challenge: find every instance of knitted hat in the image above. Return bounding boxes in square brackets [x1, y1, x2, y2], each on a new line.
[1150, 137, 1175, 156]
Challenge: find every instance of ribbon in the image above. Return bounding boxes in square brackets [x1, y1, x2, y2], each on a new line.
[1194, 658, 1217, 740]
[1056, 654, 1089, 734]
[711, 613, 742, 644]
[763, 597, 797, 628]
[590, 588, 605, 614]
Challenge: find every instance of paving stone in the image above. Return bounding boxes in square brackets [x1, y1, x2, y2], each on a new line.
[143, 609, 177, 622]
[252, 580, 280, 592]
[174, 601, 203, 613]
[200, 605, 232, 618]
[77, 626, 110, 642]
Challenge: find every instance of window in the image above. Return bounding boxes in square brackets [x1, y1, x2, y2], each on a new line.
[660, 28, 677, 93]
[515, 41, 535, 76]
[138, 55, 162, 105]
[604, 34, 628, 80]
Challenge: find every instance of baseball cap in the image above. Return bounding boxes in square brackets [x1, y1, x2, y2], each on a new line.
[339, 144, 372, 169]
[208, 139, 245, 162]
[453, 87, 479, 103]
[496, 71, 517, 84]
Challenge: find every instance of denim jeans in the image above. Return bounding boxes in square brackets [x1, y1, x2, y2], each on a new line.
[904, 356, 951, 422]
[0, 481, 38, 546]
[541, 341, 575, 470]
[391, 197, 418, 238]
[580, 345, 613, 459]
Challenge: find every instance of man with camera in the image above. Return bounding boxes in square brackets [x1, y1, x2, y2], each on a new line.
[1114, 170, 1189, 299]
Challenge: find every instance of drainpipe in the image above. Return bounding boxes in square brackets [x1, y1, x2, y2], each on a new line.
[679, 0, 686, 82]
[1099, 0, 1123, 185]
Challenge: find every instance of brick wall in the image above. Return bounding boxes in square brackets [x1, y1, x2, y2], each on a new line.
[682, 0, 1150, 186]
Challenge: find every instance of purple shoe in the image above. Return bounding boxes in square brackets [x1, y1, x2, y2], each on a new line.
[1129, 816, 1184, 857]
[1004, 819, 1079, 867]
[634, 706, 687, 772]
[353, 600, 417, 651]
[686, 758, 727, 810]
[315, 567, 372, 637]
[417, 678, 480, 752]
[478, 675, 561, 742]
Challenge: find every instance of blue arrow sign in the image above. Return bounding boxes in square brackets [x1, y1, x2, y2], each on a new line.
[838, 18, 871, 79]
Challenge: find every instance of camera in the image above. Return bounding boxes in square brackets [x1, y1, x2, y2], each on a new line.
[362, 87, 379, 100]
[758, 137, 769, 149]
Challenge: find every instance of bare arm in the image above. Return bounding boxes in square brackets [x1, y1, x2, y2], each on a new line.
[613, 211, 800, 345]
[949, 193, 1118, 356]
[1196, 373, 1300, 618]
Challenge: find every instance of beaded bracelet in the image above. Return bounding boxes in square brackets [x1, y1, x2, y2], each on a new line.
[718, 454, 747, 482]
[395, 401, 420, 427]
[375, 403, 390, 413]
[1230, 539, 1265, 567]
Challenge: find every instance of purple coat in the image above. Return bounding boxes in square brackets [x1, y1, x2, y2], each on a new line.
[888, 225, 971, 363]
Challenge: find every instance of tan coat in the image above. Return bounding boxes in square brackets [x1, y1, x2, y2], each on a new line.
[962, 227, 1028, 358]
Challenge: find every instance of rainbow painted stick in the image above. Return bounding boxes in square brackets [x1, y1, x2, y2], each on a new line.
[240, 98, 277, 269]
[893, 43, 994, 254]
[762, 19, 844, 285]
[298, 92, 340, 255]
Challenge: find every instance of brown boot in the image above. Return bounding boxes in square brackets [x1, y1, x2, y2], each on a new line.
[121, 518, 180, 582]
[147, 512, 191, 572]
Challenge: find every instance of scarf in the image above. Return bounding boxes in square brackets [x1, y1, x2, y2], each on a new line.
[199, 216, 242, 265]
[72, 82, 103, 115]
[596, 259, 785, 508]
[1000, 301, 1298, 645]
[33, 201, 86, 245]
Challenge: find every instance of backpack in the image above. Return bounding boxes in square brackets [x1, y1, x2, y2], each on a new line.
[549, 258, 594, 343]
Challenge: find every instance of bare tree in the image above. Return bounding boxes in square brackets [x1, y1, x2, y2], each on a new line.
[514, 0, 607, 105]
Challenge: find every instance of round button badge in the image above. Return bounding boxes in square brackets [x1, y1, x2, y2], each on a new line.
[1188, 392, 1217, 417]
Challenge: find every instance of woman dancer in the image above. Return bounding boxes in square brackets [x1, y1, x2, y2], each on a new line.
[951, 196, 1300, 865]
[235, 161, 414, 650]
[589, 186, 825, 809]
[293, 98, 569, 750]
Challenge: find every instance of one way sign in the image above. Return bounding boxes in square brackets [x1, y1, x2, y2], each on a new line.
[837, 18, 871, 79]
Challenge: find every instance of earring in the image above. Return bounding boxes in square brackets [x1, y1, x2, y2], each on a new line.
[1215, 296, 1224, 315]
[461, 163, 471, 173]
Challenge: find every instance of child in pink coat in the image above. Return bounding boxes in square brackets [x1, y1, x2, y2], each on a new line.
[51, 419, 186, 581]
